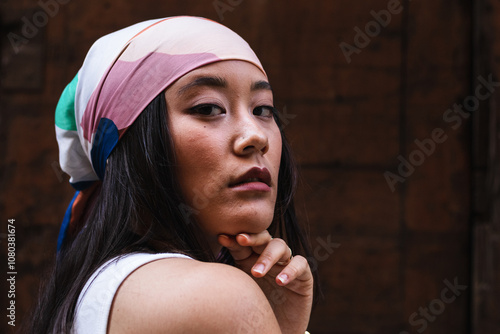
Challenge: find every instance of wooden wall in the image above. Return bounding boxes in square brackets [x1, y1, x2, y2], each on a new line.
[472, 0, 500, 333]
[1, 0, 496, 333]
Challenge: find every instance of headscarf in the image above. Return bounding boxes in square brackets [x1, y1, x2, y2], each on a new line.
[55, 16, 265, 250]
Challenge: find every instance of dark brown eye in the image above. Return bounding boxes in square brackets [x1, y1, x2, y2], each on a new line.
[191, 104, 224, 116]
[253, 106, 275, 117]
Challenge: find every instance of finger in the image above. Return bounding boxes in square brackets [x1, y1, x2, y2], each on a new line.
[251, 238, 290, 277]
[235, 230, 272, 254]
[217, 234, 253, 261]
[275, 255, 312, 287]
[276, 246, 293, 266]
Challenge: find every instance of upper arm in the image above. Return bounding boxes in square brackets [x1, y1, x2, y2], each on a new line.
[108, 258, 281, 333]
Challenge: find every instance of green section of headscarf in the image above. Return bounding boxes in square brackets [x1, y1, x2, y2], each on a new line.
[55, 74, 78, 131]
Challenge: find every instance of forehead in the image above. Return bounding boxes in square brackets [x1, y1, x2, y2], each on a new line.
[171, 60, 268, 90]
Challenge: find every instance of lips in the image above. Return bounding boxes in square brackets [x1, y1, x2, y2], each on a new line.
[229, 167, 272, 188]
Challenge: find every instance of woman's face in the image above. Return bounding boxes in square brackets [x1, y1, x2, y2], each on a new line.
[166, 60, 282, 239]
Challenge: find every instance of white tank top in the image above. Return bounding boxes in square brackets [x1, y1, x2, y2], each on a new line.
[73, 252, 193, 333]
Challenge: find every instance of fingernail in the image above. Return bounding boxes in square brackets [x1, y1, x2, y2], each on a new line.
[277, 273, 288, 284]
[237, 234, 249, 242]
[253, 263, 265, 274]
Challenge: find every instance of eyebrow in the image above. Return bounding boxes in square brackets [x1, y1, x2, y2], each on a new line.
[177, 76, 273, 97]
[251, 80, 273, 92]
[177, 76, 227, 97]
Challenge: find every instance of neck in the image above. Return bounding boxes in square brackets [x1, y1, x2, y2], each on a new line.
[206, 234, 223, 258]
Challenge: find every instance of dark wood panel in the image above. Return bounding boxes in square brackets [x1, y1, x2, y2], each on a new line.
[403, 1, 472, 333]
[473, 1, 500, 332]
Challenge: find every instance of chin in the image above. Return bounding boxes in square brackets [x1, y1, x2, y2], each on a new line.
[234, 218, 273, 235]
[204, 210, 275, 236]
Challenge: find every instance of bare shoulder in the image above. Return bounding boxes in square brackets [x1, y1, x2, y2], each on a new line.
[108, 257, 280, 333]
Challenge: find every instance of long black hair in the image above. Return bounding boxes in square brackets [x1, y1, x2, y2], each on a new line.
[22, 91, 317, 333]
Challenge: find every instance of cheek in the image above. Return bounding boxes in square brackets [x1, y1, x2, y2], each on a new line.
[270, 130, 283, 174]
[177, 135, 227, 171]
[171, 124, 226, 196]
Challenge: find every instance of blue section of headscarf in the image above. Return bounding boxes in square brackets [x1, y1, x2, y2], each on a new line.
[90, 118, 119, 180]
[57, 191, 80, 251]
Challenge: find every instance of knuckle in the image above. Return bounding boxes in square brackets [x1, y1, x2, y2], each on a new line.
[286, 263, 300, 277]
[259, 251, 275, 264]
[287, 257, 308, 276]
[294, 255, 308, 266]
[271, 237, 287, 248]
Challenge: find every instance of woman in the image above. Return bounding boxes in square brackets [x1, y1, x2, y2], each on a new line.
[25, 16, 316, 333]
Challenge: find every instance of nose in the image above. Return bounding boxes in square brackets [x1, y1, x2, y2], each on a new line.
[233, 112, 269, 156]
